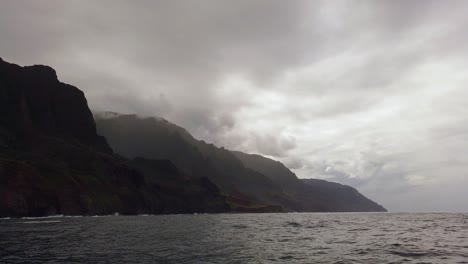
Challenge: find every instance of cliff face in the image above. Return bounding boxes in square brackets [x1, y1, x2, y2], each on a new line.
[95, 113, 387, 212]
[0, 57, 111, 153]
[0, 58, 228, 217]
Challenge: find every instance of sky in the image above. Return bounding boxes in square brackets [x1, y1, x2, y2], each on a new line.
[1, 1, 467, 212]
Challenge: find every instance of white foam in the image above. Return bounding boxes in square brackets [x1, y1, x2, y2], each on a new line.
[21, 220, 62, 224]
[21, 215, 64, 219]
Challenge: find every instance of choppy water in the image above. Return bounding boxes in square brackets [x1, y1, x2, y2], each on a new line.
[1, 213, 467, 263]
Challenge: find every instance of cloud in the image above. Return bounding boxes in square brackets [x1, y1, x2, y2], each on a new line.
[1, 1, 468, 211]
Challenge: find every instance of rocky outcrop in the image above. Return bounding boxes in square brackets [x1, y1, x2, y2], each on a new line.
[0, 57, 111, 153]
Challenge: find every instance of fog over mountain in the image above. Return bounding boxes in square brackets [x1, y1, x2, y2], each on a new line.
[1, 1, 467, 211]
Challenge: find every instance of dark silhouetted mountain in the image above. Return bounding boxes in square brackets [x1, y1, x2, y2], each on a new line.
[231, 151, 301, 188]
[95, 113, 387, 212]
[233, 151, 386, 212]
[0, 58, 227, 217]
[300, 178, 386, 212]
[95, 113, 292, 212]
[0, 57, 385, 216]
[0, 57, 111, 153]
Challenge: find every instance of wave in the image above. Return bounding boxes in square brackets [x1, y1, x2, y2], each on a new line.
[21, 220, 62, 224]
[21, 215, 65, 219]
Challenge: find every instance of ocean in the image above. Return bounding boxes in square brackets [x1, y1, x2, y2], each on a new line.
[1, 213, 467, 263]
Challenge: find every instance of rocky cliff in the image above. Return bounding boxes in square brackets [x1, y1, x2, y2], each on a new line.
[0, 57, 385, 216]
[95, 113, 387, 212]
[0, 57, 110, 153]
[0, 58, 228, 217]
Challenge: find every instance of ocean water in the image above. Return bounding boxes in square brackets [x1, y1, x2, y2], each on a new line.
[1, 213, 467, 263]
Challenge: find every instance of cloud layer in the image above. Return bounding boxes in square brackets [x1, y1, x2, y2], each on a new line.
[1, 0, 468, 211]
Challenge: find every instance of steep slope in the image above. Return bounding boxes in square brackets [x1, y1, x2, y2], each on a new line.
[231, 151, 301, 188]
[95, 113, 386, 212]
[233, 151, 386, 212]
[0, 58, 227, 217]
[95, 113, 295, 211]
[301, 178, 386, 212]
[0, 57, 111, 153]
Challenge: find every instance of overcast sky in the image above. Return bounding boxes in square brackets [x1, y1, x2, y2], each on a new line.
[1, 1, 467, 212]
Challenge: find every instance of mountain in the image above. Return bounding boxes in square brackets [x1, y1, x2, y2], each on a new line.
[232, 151, 386, 212]
[95, 113, 290, 212]
[0, 58, 227, 217]
[0, 57, 111, 153]
[301, 178, 385, 212]
[95, 113, 387, 212]
[0, 57, 385, 216]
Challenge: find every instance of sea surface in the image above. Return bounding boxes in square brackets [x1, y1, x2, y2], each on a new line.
[1, 213, 467, 263]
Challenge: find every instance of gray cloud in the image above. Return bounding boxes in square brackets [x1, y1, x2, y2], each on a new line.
[1, 1, 468, 212]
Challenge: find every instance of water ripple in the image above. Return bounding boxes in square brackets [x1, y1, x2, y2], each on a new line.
[1, 213, 467, 263]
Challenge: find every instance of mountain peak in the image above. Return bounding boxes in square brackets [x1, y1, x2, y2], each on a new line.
[24, 64, 58, 80]
[0, 58, 111, 153]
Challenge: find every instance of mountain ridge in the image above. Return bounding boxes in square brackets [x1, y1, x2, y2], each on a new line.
[232, 150, 386, 212]
[94, 112, 293, 211]
[95, 112, 387, 212]
[0, 57, 386, 216]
